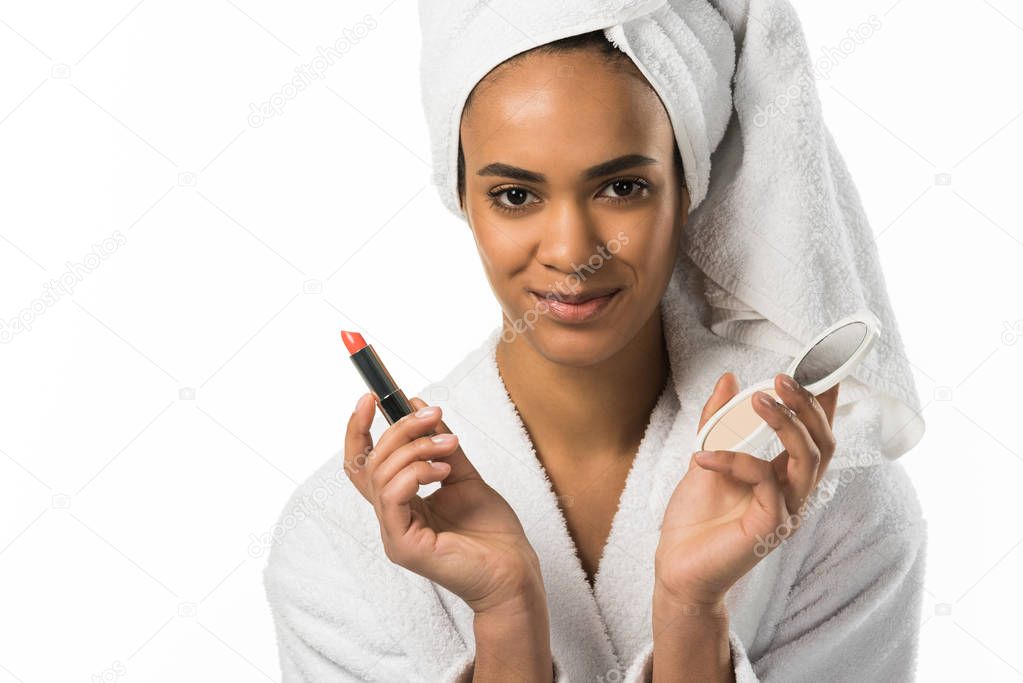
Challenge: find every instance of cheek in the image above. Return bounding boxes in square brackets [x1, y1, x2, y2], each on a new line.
[469, 220, 531, 295]
[621, 204, 680, 284]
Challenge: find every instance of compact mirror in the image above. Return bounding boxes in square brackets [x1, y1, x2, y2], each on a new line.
[693, 310, 882, 458]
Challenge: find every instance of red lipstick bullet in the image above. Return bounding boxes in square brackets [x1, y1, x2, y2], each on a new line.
[341, 330, 367, 355]
[341, 330, 413, 424]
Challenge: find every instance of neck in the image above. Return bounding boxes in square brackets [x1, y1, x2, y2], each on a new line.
[495, 311, 670, 464]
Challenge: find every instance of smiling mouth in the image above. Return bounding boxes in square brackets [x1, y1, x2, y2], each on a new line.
[527, 287, 622, 323]
[530, 287, 622, 304]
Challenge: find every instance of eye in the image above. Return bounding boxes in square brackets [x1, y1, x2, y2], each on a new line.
[598, 177, 650, 203]
[487, 186, 541, 214]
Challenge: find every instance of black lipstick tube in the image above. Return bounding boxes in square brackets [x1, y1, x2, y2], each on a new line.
[348, 343, 414, 425]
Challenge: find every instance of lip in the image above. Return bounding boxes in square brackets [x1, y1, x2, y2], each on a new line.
[528, 287, 622, 324]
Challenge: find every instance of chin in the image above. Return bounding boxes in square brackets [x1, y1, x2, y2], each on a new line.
[499, 287, 647, 366]
[517, 321, 634, 368]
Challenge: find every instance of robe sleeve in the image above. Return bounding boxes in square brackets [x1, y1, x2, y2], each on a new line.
[263, 475, 572, 682]
[262, 496, 428, 681]
[448, 657, 569, 681]
[621, 461, 927, 682]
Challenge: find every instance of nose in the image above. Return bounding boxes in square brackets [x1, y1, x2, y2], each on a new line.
[535, 199, 601, 275]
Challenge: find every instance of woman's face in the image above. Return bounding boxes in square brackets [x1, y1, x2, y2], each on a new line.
[459, 47, 688, 368]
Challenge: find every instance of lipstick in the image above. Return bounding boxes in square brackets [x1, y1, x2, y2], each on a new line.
[341, 330, 414, 424]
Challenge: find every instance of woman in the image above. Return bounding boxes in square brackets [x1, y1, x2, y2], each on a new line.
[264, 3, 927, 681]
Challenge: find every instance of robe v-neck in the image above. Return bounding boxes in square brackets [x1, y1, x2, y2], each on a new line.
[497, 366, 675, 595]
[444, 332, 681, 676]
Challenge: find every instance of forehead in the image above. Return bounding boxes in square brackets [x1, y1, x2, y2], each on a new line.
[460, 49, 674, 170]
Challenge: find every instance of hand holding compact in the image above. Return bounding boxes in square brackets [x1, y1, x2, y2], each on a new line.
[654, 372, 840, 607]
[344, 395, 544, 616]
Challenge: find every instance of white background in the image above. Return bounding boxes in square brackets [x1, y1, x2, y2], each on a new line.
[1, 0, 1021, 681]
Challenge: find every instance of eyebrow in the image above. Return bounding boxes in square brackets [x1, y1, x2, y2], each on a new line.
[476, 153, 659, 183]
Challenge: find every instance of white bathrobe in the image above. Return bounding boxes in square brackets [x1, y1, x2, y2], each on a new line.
[262, 258, 928, 682]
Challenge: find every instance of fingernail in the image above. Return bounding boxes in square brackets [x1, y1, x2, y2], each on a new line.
[756, 392, 776, 408]
[415, 406, 439, 418]
[780, 375, 798, 392]
[430, 433, 455, 444]
[355, 393, 370, 411]
[430, 461, 450, 471]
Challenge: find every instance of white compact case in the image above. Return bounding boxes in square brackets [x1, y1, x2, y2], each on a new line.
[693, 309, 883, 458]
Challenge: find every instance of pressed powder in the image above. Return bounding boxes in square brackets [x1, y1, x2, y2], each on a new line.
[703, 388, 781, 451]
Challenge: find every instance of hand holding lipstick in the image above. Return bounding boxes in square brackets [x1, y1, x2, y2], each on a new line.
[343, 393, 547, 618]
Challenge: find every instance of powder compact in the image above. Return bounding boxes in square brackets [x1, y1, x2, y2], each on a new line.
[693, 309, 882, 457]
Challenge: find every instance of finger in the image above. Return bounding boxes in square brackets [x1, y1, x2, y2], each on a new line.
[408, 397, 481, 484]
[698, 372, 740, 433]
[751, 385, 820, 515]
[812, 382, 840, 480]
[774, 373, 837, 487]
[693, 450, 787, 519]
[377, 460, 452, 539]
[344, 393, 376, 497]
[368, 401, 447, 476]
[817, 382, 840, 428]
[371, 432, 461, 494]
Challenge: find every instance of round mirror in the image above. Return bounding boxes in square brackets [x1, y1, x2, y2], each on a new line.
[792, 321, 868, 387]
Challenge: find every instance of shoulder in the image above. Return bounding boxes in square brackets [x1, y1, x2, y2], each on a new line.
[414, 328, 501, 405]
[262, 453, 381, 582]
[403, 328, 510, 455]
